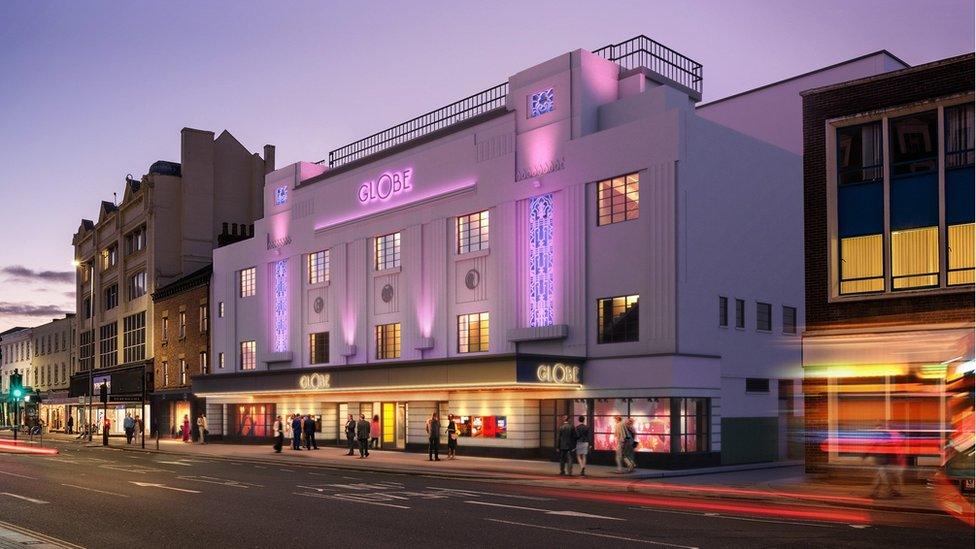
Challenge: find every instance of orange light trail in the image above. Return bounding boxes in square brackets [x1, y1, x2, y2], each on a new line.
[0, 441, 59, 455]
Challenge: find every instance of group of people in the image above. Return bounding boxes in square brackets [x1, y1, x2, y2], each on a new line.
[176, 413, 208, 443]
[271, 413, 319, 453]
[122, 413, 145, 444]
[557, 414, 638, 476]
[423, 412, 459, 461]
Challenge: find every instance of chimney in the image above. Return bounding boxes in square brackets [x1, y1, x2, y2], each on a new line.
[263, 144, 275, 174]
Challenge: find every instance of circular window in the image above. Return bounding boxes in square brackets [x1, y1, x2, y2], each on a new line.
[465, 269, 480, 290]
[381, 284, 395, 303]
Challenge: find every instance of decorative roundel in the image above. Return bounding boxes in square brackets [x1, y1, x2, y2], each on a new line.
[465, 269, 481, 290]
[313, 297, 325, 314]
[381, 284, 395, 303]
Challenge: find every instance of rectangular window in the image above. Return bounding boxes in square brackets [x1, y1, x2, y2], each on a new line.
[597, 295, 639, 344]
[218, 352, 225, 369]
[162, 361, 169, 386]
[457, 312, 490, 353]
[122, 312, 146, 363]
[718, 296, 728, 327]
[375, 323, 401, 359]
[890, 110, 939, 290]
[309, 332, 330, 364]
[597, 173, 640, 226]
[101, 245, 117, 271]
[457, 210, 490, 254]
[756, 302, 771, 332]
[179, 359, 187, 385]
[735, 299, 745, 329]
[783, 306, 797, 334]
[308, 250, 330, 284]
[103, 284, 118, 311]
[124, 226, 146, 255]
[218, 302, 225, 318]
[200, 351, 209, 375]
[178, 311, 186, 339]
[240, 341, 256, 370]
[239, 267, 256, 297]
[375, 232, 401, 271]
[127, 271, 147, 300]
[946, 103, 975, 285]
[746, 378, 770, 393]
[83, 296, 92, 319]
[837, 122, 885, 294]
[99, 322, 117, 368]
[79, 330, 94, 371]
[199, 304, 208, 333]
[162, 316, 169, 340]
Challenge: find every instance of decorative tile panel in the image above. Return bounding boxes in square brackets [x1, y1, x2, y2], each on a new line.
[528, 193, 554, 327]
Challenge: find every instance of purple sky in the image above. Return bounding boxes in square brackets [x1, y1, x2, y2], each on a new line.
[0, 0, 972, 332]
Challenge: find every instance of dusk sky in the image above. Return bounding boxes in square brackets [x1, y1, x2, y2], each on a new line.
[0, 0, 972, 332]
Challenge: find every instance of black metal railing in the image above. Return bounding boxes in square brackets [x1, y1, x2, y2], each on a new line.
[322, 35, 701, 169]
[324, 82, 509, 168]
[592, 35, 702, 96]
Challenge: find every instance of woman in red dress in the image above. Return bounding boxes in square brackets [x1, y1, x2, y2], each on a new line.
[182, 415, 191, 443]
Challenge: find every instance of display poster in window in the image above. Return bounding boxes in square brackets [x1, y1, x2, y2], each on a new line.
[456, 415, 507, 439]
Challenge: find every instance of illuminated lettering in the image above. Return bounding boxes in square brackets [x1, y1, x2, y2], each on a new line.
[298, 372, 331, 390]
[358, 168, 413, 205]
[535, 362, 580, 384]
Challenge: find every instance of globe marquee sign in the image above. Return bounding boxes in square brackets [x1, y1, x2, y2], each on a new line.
[358, 168, 413, 205]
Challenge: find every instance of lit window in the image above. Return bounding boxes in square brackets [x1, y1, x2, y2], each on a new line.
[101, 245, 117, 271]
[597, 295, 639, 344]
[309, 332, 329, 364]
[179, 359, 187, 385]
[240, 341, 256, 370]
[218, 352, 225, 369]
[178, 311, 186, 339]
[837, 122, 885, 294]
[308, 250, 330, 284]
[891, 227, 939, 289]
[783, 306, 797, 335]
[218, 302, 225, 318]
[375, 232, 401, 271]
[162, 316, 169, 340]
[375, 323, 401, 359]
[239, 267, 256, 297]
[457, 210, 490, 254]
[718, 296, 728, 327]
[458, 312, 489, 353]
[946, 103, 975, 286]
[756, 302, 771, 332]
[200, 351, 209, 375]
[597, 173, 639, 226]
[199, 304, 209, 332]
[162, 361, 169, 386]
[127, 271, 147, 300]
[125, 226, 146, 255]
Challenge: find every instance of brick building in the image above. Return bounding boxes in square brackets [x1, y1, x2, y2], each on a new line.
[801, 54, 974, 474]
[150, 265, 211, 438]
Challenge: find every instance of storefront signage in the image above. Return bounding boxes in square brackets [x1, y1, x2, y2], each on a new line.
[298, 372, 331, 390]
[516, 356, 583, 385]
[358, 168, 413, 205]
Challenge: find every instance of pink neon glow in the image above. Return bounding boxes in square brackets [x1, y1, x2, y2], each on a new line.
[358, 168, 413, 205]
[341, 306, 357, 346]
[316, 180, 476, 232]
[416, 289, 435, 338]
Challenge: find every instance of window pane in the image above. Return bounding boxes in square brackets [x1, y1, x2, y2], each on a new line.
[597, 295, 639, 343]
[890, 111, 938, 175]
[948, 223, 975, 285]
[891, 226, 939, 289]
[597, 173, 640, 226]
[840, 234, 884, 294]
[837, 123, 883, 185]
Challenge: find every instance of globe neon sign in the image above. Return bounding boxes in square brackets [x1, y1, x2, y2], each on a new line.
[358, 168, 413, 205]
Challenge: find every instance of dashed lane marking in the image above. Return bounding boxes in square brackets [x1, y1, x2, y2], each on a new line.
[0, 470, 38, 480]
[1, 492, 49, 504]
[485, 518, 698, 548]
[426, 487, 554, 501]
[295, 491, 411, 509]
[465, 500, 624, 521]
[60, 484, 130, 498]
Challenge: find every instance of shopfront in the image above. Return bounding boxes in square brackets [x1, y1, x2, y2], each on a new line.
[68, 362, 152, 436]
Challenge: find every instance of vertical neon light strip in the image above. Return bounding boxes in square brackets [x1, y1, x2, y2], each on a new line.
[528, 193, 554, 327]
[272, 259, 288, 352]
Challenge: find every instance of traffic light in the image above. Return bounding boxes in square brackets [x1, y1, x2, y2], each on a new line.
[9, 370, 23, 401]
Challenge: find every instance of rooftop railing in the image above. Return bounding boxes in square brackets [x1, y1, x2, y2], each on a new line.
[321, 35, 702, 169]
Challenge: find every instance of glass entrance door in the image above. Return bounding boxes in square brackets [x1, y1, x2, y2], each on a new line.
[382, 402, 396, 448]
[396, 403, 407, 449]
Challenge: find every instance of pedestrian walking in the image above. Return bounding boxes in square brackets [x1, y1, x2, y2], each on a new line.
[612, 415, 635, 473]
[303, 414, 318, 450]
[574, 415, 591, 477]
[369, 415, 381, 449]
[291, 414, 302, 450]
[134, 415, 143, 440]
[356, 414, 370, 458]
[426, 412, 441, 461]
[123, 413, 135, 444]
[446, 414, 458, 460]
[67, 415, 74, 435]
[624, 417, 638, 470]
[557, 415, 577, 476]
[344, 415, 357, 455]
[182, 415, 191, 443]
[197, 413, 209, 444]
[272, 416, 284, 453]
[866, 424, 897, 498]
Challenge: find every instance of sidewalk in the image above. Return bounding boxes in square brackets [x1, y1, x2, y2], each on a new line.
[9, 431, 971, 517]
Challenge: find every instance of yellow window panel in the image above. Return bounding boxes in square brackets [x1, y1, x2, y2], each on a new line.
[891, 226, 939, 287]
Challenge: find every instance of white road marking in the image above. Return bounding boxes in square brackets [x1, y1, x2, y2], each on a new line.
[100, 464, 169, 474]
[295, 491, 411, 509]
[129, 481, 201, 494]
[1, 492, 49, 504]
[850, 525, 871, 529]
[61, 484, 130, 498]
[0, 470, 38, 480]
[486, 519, 697, 548]
[427, 487, 553, 501]
[465, 500, 624, 521]
[155, 460, 193, 467]
[177, 476, 262, 488]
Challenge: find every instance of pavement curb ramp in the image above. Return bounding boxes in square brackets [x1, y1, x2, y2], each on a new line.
[98, 444, 950, 516]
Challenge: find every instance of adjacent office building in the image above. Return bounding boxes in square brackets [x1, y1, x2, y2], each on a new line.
[801, 54, 975, 472]
[32, 314, 76, 431]
[70, 128, 273, 434]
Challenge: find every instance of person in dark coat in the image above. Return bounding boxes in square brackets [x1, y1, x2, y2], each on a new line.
[426, 412, 441, 461]
[344, 415, 357, 455]
[291, 414, 302, 450]
[356, 414, 371, 458]
[574, 415, 591, 477]
[302, 414, 318, 450]
[557, 415, 577, 476]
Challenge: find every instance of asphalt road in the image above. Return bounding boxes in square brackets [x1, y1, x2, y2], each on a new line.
[0, 441, 971, 548]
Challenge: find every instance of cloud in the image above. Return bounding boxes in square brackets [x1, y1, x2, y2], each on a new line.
[0, 302, 71, 317]
[1, 265, 74, 285]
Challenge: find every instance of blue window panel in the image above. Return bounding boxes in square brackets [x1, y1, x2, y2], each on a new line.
[890, 172, 939, 230]
[947, 166, 975, 225]
[838, 181, 883, 238]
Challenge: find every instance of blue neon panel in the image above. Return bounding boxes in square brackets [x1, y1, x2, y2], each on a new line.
[947, 166, 975, 225]
[838, 181, 883, 238]
[890, 172, 939, 230]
